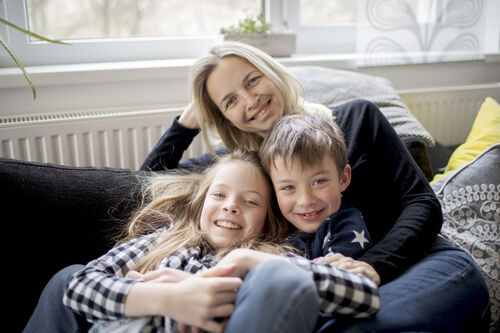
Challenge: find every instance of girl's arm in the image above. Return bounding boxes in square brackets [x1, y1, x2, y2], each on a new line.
[217, 249, 380, 318]
[63, 232, 161, 322]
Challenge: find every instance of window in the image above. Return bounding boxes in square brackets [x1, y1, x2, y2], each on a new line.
[1, 0, 498, 67]
[0, 0, 261, 66]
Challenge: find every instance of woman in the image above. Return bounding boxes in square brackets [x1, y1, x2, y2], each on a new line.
[141, 41, 490, 332]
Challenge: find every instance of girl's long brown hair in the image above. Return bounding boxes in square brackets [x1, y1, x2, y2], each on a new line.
[119, 149, 292, 273]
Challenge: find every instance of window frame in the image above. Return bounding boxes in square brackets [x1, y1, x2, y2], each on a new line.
[1, 0, 498, 68]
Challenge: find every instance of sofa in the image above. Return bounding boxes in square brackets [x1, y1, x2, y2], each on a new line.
[1, 66, 498, 332]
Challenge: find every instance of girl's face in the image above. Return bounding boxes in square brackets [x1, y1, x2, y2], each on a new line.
[206, 56, 285, 137]
[200, 160, 271, 249]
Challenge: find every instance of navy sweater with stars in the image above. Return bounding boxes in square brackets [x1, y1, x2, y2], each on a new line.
[289, 202, 372, 260]
[141, 100, 442, 284]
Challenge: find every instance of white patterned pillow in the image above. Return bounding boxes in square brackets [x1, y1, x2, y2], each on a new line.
[431, 143, 500, 332]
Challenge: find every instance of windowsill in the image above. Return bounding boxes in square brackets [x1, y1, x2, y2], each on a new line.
[1, 51, 499, 89]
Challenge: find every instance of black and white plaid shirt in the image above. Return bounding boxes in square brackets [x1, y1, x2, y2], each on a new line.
[63, 229, 380, 330]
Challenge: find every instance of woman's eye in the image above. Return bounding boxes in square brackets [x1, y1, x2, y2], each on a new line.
[248, 76, 259, 86]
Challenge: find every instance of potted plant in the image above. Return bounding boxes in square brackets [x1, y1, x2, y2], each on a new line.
[0, 17, 69, 99]
[220, 15, 295, 57]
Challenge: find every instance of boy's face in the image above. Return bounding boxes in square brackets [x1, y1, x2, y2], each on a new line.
[269, 156, 351, 233]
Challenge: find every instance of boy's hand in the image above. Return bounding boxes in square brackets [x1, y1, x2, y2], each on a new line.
[314, 253, 381, 285]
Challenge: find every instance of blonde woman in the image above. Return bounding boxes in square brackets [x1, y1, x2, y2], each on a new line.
[61, 150, 379, 333]
[141, 42, 490, 332]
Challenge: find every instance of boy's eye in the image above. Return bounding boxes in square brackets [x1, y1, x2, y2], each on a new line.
[244, 199, 259, 206]
[313, 179, 328, 186]
[280, 185, 294, 191]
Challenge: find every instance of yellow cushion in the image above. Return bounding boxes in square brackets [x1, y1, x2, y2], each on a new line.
[431, 97, 500, 183]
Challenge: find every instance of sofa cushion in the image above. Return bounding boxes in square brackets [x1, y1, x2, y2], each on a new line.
[432, 97, 500, 183]
[431, 143, 500, 332]
[288, 66, 435, 146]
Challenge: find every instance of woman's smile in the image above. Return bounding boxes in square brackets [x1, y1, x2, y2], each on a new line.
[206, 56, 284, 137]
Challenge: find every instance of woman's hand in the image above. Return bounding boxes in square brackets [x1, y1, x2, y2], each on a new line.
[178, 102, 200, 129]
[314, 253, 381, 286]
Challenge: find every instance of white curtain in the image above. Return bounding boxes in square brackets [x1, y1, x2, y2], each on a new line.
[356, 0, 486, 66]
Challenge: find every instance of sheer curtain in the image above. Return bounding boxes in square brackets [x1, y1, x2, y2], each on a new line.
[356, 0, 487, 66]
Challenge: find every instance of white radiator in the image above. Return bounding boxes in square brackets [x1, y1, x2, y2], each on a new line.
[1, 84, 498, 168]
[400, 83, 500, 147]
[0, 107, 209, 170]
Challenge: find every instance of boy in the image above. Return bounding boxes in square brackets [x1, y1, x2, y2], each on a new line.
[259, 113, 371, 260]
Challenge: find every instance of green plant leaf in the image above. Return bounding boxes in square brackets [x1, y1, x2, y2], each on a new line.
[0, 36, 36, 99]
[0, 17, 69, 45]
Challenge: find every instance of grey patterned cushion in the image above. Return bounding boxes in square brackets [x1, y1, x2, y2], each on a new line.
[431, 143, 500, 332]
[288, 66, 435, 146]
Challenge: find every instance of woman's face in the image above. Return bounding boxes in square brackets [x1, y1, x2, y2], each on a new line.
[206, 56, 285, 137]
[200, 160, 271, 249]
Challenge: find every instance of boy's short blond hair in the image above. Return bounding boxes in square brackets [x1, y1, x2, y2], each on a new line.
[259, 113, 348, 178]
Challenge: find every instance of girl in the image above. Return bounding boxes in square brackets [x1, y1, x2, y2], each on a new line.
[63, 149, 380, 333]
[141, 41, 490, 332]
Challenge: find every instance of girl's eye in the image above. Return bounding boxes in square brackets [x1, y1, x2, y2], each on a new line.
[212, 192, 225, 198]
[225, 97, 236, 110]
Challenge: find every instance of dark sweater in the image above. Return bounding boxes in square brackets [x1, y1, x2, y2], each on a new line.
[290, 202, 372, 260]
[141, 99, 443, 284]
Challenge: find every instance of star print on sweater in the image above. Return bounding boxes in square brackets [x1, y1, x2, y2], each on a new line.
[289, 202, 372, 259]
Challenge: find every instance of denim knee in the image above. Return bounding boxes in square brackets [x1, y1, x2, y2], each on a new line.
[226, 259, 319, 333]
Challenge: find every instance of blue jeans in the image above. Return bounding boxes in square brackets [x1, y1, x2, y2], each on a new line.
[23, 264, 89, 333]
[225, 259, 319, 333]
[316, 236, 491, 333]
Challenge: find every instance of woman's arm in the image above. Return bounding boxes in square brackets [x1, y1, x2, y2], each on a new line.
[217, 249, 380, 318]
[140, 106, 201, 171]
[333, 99, 442, 284]
[140, 104, 226, 171]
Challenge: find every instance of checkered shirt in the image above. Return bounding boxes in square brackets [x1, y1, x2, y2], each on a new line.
[63, 229, 380, 330]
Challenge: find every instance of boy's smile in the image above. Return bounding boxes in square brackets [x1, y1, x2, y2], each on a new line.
[269, 156, 351, 233]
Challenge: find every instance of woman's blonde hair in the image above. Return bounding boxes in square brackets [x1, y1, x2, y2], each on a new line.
[121, 149, 291, 273]
[190, 41, 330, 154]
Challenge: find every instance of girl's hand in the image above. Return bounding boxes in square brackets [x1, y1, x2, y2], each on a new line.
[125, 265, 242, 333]
[126, 267, 190, 282]
[178, 102, 199, 129]
[314, 253, 381, 286]
[215, 248, 281, 278]
[163, 275, 242, 333]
